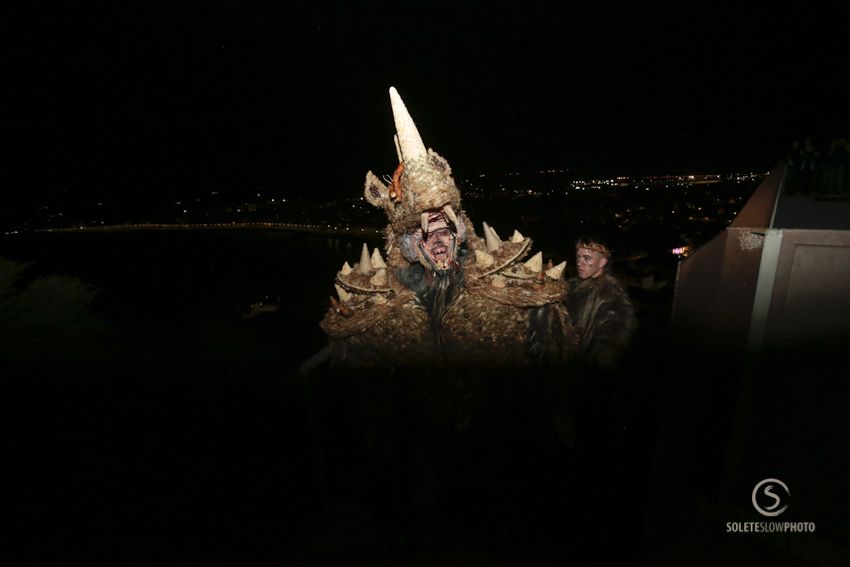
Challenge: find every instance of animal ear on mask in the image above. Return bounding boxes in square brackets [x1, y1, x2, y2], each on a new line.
[364, 171, 389, 208]
[428, 149, 452, 176]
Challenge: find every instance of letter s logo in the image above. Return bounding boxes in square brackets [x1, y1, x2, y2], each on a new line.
[752, 478, 789, 517]
[763, 485, 781, 510]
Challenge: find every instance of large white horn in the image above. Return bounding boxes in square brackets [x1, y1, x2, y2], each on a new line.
[421, 212, 430, 237]
[510, 230, 524, 243]
[358, 243, 372, 274]
[340, 261, 352, 275]
[389, 87, 427, 162]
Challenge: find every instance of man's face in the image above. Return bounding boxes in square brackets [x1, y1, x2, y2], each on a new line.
[575, 247, 608, 280]
[422, 228, 454, 269]
[417, 208, 458, 271]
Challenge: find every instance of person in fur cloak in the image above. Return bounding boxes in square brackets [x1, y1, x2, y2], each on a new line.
[566, 236, 637, 371]
[319, 87, 576, 369]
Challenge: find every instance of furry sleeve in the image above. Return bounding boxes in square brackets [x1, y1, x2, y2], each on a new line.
[584, 278, 637, 370]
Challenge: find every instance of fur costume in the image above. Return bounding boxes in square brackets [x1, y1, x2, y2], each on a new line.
[564, 273, 637, 370]
[320, 87, 576, 368]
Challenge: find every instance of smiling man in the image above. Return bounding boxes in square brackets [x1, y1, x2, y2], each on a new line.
[565, 237, 637, 370]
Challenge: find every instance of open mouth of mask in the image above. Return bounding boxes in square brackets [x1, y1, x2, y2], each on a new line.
[417, 206, 460, 271]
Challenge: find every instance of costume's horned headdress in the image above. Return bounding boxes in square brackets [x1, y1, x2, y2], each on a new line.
[364, 87, 466, 271]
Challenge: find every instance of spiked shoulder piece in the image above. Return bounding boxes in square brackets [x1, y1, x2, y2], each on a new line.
[463, 221, 569, 307]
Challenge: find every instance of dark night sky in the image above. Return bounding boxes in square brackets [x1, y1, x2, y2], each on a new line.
[9, 1, 850, 211]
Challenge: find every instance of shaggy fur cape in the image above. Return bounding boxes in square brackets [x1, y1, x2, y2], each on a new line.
[565, 274, 637, 369]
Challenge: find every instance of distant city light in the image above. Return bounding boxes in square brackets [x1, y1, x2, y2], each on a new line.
[20, 168, 762, 240]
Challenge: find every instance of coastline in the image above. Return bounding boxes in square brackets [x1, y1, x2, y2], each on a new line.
[30, 222, 384, 238]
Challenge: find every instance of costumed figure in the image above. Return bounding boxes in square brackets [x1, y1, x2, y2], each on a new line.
[320, 87, 576, 369]
[566, 237, 637, 371]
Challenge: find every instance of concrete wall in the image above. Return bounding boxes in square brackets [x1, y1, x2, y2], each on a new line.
[750, 228, 850, 347]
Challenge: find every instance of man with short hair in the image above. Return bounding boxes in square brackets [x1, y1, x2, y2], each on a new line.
[565, 238, 638, 534]
[566, 237, 637, 370]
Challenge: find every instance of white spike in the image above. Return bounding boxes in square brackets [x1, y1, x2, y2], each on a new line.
[370, 268, 387, 287]
[444, 204, 459, 227]
[510, 230, 524, 243]
[421, 212, 429, 236]
[487, 224, 502, 243]
[475, 249, 495, 268]
[389, 87, 427, 162]
[358, 243, 372, 274]
[483, 221, 501, 252]
[340, 261, 352, 275]
[334, 284, 352, 303]
[545, 260, 566, 280]
[524, 251, 543, 273]
[371, 248, 387, 269]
